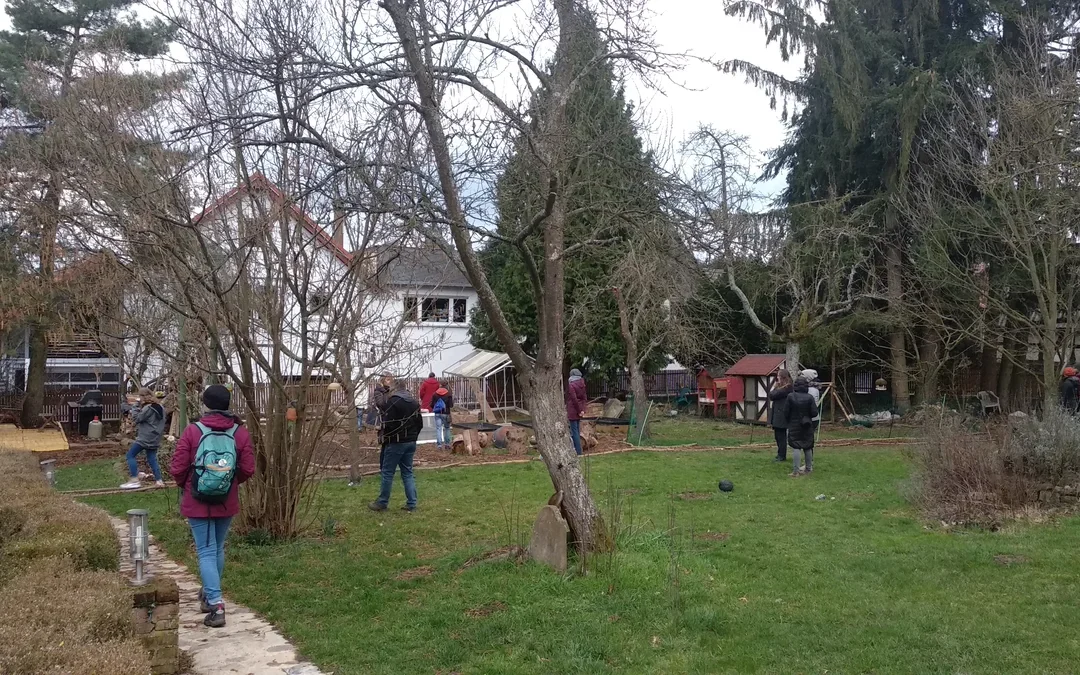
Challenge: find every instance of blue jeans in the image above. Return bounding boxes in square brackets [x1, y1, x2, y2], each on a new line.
[433, 415, 451, 448]
[569, 420, 582, 456]
[377, 441, 417, 508]
[126, 442, 162, 481]
[188, 516, 234, 606]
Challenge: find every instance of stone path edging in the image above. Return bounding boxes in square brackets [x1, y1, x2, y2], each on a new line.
[111, 517, 327, 675]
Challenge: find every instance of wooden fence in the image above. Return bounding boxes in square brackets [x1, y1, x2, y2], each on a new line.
[0, 388, 123, 423]
[232, 384, 351, 417]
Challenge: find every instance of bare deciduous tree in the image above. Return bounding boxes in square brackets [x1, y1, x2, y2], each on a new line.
[607, 219, 726, 440]
[375, 0, 669, 550]
[53, 48, 433, 538]
[902, 22, 1080, 410]
[677, 125, 878, 372]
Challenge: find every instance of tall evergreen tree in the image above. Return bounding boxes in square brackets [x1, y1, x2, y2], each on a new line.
[0, 0, 172, 425]
[469, 8, 666, 379]
[725, 0, 994, 408]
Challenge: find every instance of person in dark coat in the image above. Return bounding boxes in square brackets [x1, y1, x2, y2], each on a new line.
[768, 369, 793, 462]
[785, 377, 820, 476]
[370, 372, 423, 512]
[566, 368, 588, 456]
[1060, 367, 1080, 415]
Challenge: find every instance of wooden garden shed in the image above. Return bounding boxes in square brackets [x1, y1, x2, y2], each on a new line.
[725, 354, 789, 425]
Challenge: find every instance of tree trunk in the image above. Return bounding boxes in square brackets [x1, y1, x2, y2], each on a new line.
[382, 0, 606, 551]
[997, 336, 1016, 410]
[612, 288, 650, 442]
[885, 241, 910, 411]
[525, 365, 609, 551]
[347, 381, 361, 485]
[916, 324, 941, 407]
[628, 366, 649, 443]
[20, 327, 47, 428]
[785, 341, 801, 376]
[22, 179, 61, 428]
[979, 344, 1000, 394]
[1042, 336, 1058, 413]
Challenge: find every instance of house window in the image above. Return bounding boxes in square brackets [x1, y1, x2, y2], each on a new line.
[854, 372, 873, 395]
[422, 298, 450, 322]
[405, 296, 469, 324]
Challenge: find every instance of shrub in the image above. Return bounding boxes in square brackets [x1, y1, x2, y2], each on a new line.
[909, 407, 1080, 523]
[0, 450, 148, 674]
[5, 519, 119, 571]
[0, 452, 119, 571]
[0, 506, 26, 545]
[1002, 407, 1080, 484]
[0, 558, 150, 675]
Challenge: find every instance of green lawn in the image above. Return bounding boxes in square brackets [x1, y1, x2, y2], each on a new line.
[54, 457, 125, 491]
[72, 447, 1080, 674]
[647, 416, 908, 446]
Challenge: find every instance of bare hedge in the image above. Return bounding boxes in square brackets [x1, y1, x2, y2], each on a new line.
[909, 407, 1080, 524]
[0, 450, 150, 674]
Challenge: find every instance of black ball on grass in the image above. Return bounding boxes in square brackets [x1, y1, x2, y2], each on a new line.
[718, 480, 734, 493]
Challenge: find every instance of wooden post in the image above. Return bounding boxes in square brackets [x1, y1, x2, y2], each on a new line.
[475, 377, 494, 422]
[830, 349, 837, 423]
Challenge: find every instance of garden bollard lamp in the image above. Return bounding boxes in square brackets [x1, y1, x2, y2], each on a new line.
[39, 459, 56, 488]
[127, 509, 150, 585]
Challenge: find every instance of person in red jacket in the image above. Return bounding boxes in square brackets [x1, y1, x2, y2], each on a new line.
[417, 372, 439, 411]
[565, 368, 588, 455]
[169, 384, 255, 629]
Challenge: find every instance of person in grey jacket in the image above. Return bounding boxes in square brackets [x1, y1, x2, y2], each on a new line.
[121, 388, 167, 489]
[801, 369, 822, 433]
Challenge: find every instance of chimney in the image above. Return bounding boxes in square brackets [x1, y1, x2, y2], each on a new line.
[332, 199, 345, 250]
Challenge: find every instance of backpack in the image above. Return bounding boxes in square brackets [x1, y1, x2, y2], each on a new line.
[192, 422, 238, 504]
[432, 397, 447, 415]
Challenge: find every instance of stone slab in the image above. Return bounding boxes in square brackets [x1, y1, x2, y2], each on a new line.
[528, 505, 569, 573]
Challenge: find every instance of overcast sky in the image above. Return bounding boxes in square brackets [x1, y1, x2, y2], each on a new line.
[0, 0, 800, 195]
[637, 1, 801, 198]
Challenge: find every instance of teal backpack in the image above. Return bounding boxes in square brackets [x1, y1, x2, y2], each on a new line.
[192, 422, 238, 504]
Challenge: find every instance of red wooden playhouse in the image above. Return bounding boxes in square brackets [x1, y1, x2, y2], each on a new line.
[725, 354, 789, 425]
[696, 365, 728, 417]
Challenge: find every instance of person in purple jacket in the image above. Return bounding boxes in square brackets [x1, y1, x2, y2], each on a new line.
[169, 385, 255, 628]
[566, 368, 588, 456]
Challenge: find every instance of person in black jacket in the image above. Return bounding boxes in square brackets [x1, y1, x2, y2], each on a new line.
[785, 377, 820, 476]
[369, 372, 424, 512]
[768, 369, 793, 462]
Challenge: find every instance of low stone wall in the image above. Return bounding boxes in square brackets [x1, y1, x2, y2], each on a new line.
[1037, 484, 1080, 506]
[130, 576, 180, 675]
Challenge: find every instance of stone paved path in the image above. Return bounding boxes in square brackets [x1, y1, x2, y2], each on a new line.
[111, 517, 327, 675]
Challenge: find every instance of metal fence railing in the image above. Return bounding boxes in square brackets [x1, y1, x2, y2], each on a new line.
[585, 370, 695, 400]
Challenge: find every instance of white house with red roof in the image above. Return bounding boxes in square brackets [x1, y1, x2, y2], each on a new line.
[193, 174, 478, 385]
